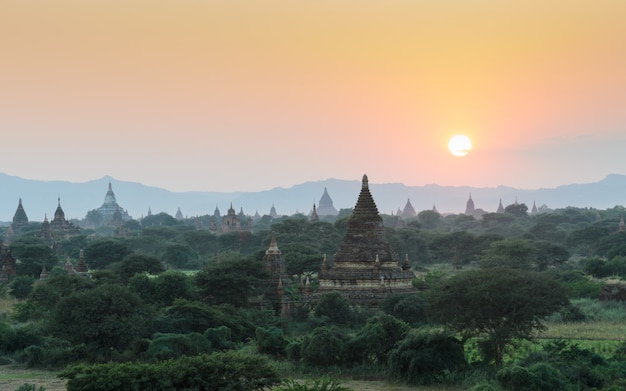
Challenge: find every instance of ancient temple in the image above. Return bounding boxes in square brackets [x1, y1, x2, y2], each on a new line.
[209, 203, 253, 234]
[49, 198, 81, 238]
[316, 175, 415, 306]
[0, 243, 17, 282]
[401, 199, 417, 219]
[269, 204, 278, 218]
[464, 193, 475, 215]
[317, 187, 338, 216]
[310, 204, 320, 222]
[496, 199, 505, 213]
[91, 181, 131, 225]
[10, 198, 29, 236]
[175, 207, 184, 221]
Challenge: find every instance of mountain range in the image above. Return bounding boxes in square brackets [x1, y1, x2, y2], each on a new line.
[1, 172, 625, 223]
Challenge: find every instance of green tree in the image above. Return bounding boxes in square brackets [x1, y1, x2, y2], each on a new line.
[161, 243, 198, 269]
[388, 330, 467, 385]
[114, 253, 165, 282]
[141, 212, 179, 227]
[83, 239, 130, 269]
[380, 294, 427, 326]
[300, 325, 349, 367]
[418, 209, 441, 229]
[313, 291, 353, 326]
[47, 284, 153, 359]
[9, 275, 35, 299]
[479, 238, 536, 269]
[346, 314, 409, 364]
[534, 241, 570, 271]
[427, 268, 568, 365]
[15, 274, 95, 321]
[195, 257, 269, 307]
[505, 203, 529, 217]
[9, 236, 58, 277]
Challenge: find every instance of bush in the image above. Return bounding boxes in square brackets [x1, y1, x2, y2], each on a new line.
[60, 351, 281, 391]
[274, 376, 354, 391]
[495, 363, 565, 391]
[143, 332, 212, 361]
[300, 326, 349, 367]
[255, 326, 288, 358]
[312, 292, 353, 326]
[14, 384, 46, 391]
[345, 314, 409, 364]
[380, 294, 426, 326]
[519, 340, 608, 389]
[388, 330, 467, 385]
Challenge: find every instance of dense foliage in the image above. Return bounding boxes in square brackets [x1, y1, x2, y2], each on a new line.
[1, 204, 626, 389]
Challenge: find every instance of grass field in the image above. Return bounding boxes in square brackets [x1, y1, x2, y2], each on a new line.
[0, 368, 459, 391]
[0, 367, 66, 391]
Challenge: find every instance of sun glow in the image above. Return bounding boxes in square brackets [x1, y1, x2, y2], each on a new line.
[448, 135, 472, 157]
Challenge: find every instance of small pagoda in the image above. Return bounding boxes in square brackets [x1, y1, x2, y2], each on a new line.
[317, 174, 416, 305]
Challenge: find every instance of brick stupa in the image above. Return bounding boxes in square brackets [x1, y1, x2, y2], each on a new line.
[317, 174, 415, 305]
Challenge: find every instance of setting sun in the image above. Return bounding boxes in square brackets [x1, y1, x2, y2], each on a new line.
[448, 135, 472, 157]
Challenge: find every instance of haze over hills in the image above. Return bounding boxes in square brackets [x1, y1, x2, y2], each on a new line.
[0, 172, 625, 223]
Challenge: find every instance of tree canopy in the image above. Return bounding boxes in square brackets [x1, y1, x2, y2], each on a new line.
[427, 267, 568, 365]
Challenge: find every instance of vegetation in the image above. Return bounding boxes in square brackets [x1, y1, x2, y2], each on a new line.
[1, 204, 626, 389]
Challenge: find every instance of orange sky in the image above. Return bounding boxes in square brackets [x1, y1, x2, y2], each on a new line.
[1, 1, 625, 192]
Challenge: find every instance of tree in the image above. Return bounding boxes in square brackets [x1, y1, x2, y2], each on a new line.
[9, 275, 35, 299]
[346, 314, 409, 364]
[16, 274, 95, 321]
[380, 294, 427, 326]
[313, 291, 353, 326]
[47, 284, 153, 359]
[195, 257, 269, 307]
[161, 243, 198, 269]
[427, 268, 568, 365]
[388, 330, 467, 385]
[114, 253, 165, 282]
[479, 239, 536, 269]
[300, 325, 349, 367]
[534, 241, 570, 271]
[9, 236, 58, 277]
[505, 203, 529, 217]
[418, 210, 441, 229]
[83, 239, 131, 269]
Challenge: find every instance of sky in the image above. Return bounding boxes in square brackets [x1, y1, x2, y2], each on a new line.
[1, 1, 625, 193]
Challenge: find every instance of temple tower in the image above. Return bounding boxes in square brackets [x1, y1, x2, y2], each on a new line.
[464, 193, 475, 215]
[317, 175, 415, 305]
[496, 199, 505, 213]
[401, 199, 417, 218]
[310, 203, 319, 222]
[91, 181, 131, 225]
[317, 187, 338, 216]
[10, 198, 29, 235]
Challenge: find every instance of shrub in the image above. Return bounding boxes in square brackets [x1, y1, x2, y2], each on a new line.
[388, 330, 467, 385]
[312, 292, 353, 326]
[14, 384, 46, 391]
[143, 332, 211, 361]
[274, 376, 354, 391]
[345, 314, 409, 365]
[380, 294, 427, 326]
[60, 351, 281, 391]
[300, 326, 349, 367]
[496, 363, 565, 391]
[255, 326, 288, 358]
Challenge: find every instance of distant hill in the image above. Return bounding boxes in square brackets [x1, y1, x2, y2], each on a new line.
[0, 172, 625, 223]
